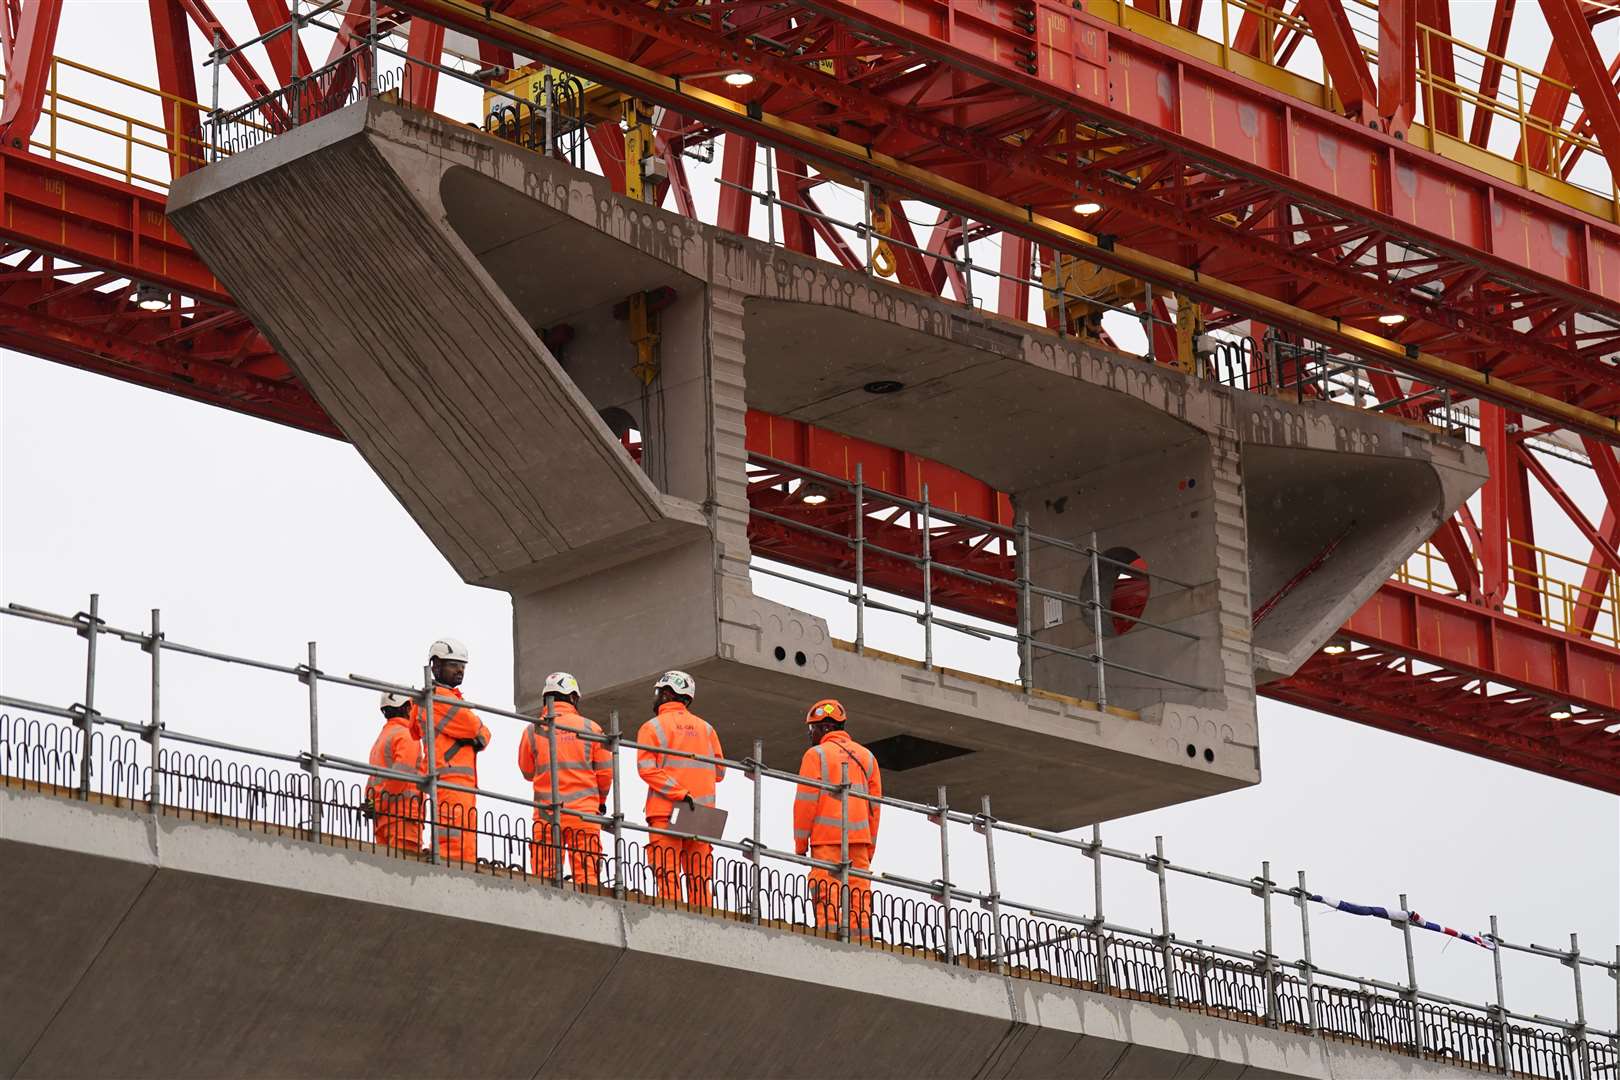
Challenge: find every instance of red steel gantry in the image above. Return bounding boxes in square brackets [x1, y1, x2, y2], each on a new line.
[1, 0, 1619, 791]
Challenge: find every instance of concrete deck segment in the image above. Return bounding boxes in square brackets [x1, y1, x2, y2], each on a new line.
[1, 787, 1480, 1080]
[168, 102, 1485, 828]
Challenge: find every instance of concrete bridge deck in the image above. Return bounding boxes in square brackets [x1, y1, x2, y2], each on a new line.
[1, 784, 1481, 1079]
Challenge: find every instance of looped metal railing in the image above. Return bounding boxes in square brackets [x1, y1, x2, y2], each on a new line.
[1, 594, 1615, 1079]
[2, 709, 1612, 1078]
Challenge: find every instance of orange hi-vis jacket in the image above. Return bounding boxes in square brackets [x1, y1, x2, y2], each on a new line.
[636, 702, 724, 818]
[517, 702, 611, 818]
[795, 731, 882, 855]
[419, 685, 490, 791]
[366, 716, 422, 804]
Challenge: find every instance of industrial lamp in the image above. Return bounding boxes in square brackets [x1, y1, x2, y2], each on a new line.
[1322, 636, 1351, 655]
[134, 283, 170, 311]
[723, 71, 755, 87]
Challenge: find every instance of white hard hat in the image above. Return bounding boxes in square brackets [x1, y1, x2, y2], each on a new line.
[379, 690, 412, 709]
[428, 638, 469, 663]
[543, 671, 580, 698]
[654, 670, 695, 700]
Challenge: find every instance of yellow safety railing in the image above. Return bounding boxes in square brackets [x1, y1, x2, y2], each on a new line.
[1085, 0, 1618, 218]
[1397, 538, 1620, 648]
[0, 57, 214, 191]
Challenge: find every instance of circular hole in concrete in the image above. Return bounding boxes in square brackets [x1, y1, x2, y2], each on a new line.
[1080, 546, 1150, 637]
[794, 651, 807, 666]
[863, 380, 904, 394]
[1203, 748, 1215, 763]
[773, 646, 786, 661]
[1185, 743, 1197, 758]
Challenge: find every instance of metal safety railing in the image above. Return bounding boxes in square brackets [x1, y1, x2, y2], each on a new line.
[0, 56, 215, 189]
[1399, 539, 1620, 650]
[1, 594, 1616, 1079]
[1086, 0, 1618, 207]
[203, 2, 592, 164]
[709, 167, 1180, 357]
[746, 453, 1205, 709]
[1202, 331, 1603, 469]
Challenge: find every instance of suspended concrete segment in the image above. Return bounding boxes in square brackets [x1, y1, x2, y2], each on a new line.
[168, 102, 1486, 828]
[0, 787, 1485, 1080]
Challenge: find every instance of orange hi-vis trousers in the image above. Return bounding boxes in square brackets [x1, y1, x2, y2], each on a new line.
[533, 817, 604, 885]
[373, 794, 423, 853]
[809, 843, 873, 935]
[436, 788, 477, 865]
[647, 816, 712, 906]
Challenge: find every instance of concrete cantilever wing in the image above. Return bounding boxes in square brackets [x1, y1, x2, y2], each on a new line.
[168, 106, 708, 595]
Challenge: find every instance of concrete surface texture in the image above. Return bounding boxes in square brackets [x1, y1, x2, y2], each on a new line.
[167, 102, 1485, 828]
[0, 786, 1484, 1080]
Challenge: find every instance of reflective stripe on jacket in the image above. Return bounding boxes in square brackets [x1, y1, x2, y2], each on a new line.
[366, 717, 422, 803]
[636, 702, 725, 819]
[517, 701, 611, 819]
[418, 685, 490, 791]
[794, 732, 881, 855]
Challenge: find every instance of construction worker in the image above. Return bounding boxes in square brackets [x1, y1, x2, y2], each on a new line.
[421, 638, 490, 865]
[636, 671, 725, 905]
[794, 698, 882, 936]
[364, 690, 424, 854]
[518, 672, 612, 886]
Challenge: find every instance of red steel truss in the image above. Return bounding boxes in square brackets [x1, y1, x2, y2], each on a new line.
[388, 0, 1620, 438]
[2, 0, 1619, 789]
[0, 150, 334, 432]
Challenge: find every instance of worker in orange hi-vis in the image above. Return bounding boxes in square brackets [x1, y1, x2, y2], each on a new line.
[518, 671, 612, 886]
[364, 690, 424, 854]
[794, 698, 882, 937]
[420, 638, 490, 866]
[636, 670, 725, 905]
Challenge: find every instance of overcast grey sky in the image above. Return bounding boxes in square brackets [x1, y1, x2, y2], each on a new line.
[2, 0, 1617, 1037]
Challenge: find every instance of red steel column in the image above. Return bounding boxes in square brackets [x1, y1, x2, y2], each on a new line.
[1536, 0, 1620, 181]
[149, 0, 201, 177]
[998, 234, 1033, 322]
[716, 133, 757, 235]
[1504, 413, 1542, 621]
[403, 17, 444, 109]
[0, 0, 64, 148]
[1479, 402, 1510, 608]
[1298, 0, 1376, 124]
[1377, 0, 1416, 133]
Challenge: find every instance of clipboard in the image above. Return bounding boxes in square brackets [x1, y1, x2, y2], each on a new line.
[669, 801, 728, 839]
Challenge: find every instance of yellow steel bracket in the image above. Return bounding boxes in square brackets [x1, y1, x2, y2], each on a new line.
[1173, 294, 1202, 375]
[869, 198, 898, 279]
[628, 291, 660, 384]
[623, 97, 655, 203]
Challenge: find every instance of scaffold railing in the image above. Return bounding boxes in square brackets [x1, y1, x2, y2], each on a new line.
[745, 452, 1204, 706]
[1, 594, 1615, 1079]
